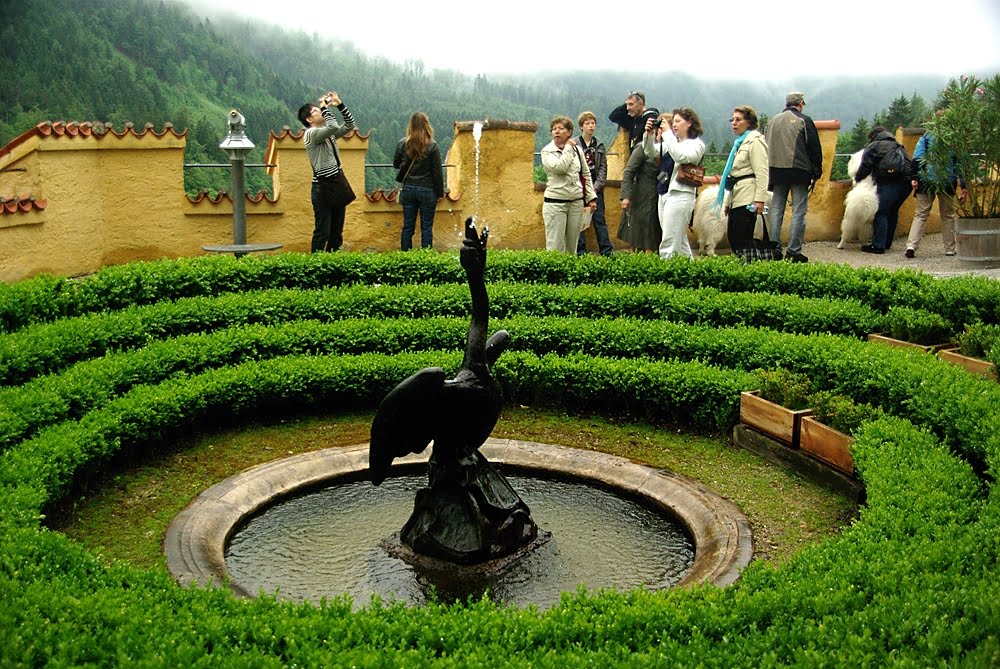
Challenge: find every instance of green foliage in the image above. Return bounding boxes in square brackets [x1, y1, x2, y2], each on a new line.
[533, 164, 548, 184]
[3, 245, 1000, 666]
[808, 390, 882, 435]
[883, 305, 953, 344]
[757, 368, 812, 410]
[926, 74, 1000, 218]
[957, 322, 1000, 358]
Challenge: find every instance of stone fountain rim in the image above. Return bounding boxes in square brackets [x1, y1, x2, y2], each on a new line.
[164, 438, 753, 600]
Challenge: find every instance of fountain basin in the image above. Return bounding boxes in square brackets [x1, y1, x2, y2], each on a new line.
[165, 439, 753, 606]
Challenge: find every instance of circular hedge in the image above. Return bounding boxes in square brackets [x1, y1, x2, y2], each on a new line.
[1, 251, 999, 667]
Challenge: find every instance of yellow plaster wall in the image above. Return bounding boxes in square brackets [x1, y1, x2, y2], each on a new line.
[0, 118, 941, 283]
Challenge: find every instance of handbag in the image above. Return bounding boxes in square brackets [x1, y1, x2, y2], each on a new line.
[318, 170, 356, 207]
[738, 213, 781, 262]
[676, 163, 705, 188]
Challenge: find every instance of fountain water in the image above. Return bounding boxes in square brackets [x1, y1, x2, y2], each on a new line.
[472, 121, 483, 225]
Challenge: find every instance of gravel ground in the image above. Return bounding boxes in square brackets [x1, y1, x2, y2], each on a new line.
[796, 232, 1000, 279]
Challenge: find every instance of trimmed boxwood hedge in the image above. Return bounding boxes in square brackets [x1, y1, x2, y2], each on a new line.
[1, 251, 999, 667]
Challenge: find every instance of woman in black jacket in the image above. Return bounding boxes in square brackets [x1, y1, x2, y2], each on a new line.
[394, 112, 445, 250]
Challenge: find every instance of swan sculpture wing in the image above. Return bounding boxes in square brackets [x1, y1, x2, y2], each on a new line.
[369, 366, 446, 485]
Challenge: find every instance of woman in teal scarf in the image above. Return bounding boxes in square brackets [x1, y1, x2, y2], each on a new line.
[717, 106, 769, 255]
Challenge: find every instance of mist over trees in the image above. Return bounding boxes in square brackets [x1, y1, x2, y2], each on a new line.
[1, 0, 958, 193]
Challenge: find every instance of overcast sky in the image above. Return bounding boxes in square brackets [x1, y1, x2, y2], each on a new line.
[182, 0, 1000, 80]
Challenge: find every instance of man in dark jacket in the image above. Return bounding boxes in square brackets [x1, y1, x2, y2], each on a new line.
[855, 126, 916, 254]
[608, 91, 659, 154]
[765, 91, 823, 262]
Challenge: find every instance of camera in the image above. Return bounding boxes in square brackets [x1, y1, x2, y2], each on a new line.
[650, 118, 663, 129]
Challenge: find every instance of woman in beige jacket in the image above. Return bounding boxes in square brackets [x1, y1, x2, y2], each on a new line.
[541, 116, 597, 252]
[719, 106, 770, 254]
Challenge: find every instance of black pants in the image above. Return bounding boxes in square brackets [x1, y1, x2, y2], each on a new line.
[311, 181, 347, 252]
[727, 205, 756, 252]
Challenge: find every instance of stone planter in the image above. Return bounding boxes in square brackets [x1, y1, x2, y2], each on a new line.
[799, 416, 854, 475]
[739, 391, 812, 448]
[867, 333, 952, 353]
[937, 347, 998, 380]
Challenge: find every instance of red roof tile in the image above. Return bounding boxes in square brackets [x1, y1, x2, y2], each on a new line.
[0, 195, 47, 215]
[185, 189, 277, 205]
[1, 121, 187, 161]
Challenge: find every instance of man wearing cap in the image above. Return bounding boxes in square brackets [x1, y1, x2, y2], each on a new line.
[765, 91, 823, 262]
[609, 91, 659, 154]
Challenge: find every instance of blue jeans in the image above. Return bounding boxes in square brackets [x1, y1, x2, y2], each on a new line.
[769, 182, 809, 255]
[577, 191, 613, 256]
[400, 185, 437, 250]
[872, 179, 911, 250]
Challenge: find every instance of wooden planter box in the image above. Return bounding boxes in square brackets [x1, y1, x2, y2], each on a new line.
[739, 391, 812, 448]
[937, 348, 998, 380]
[799, 416, 855, 475]
[867, 333, 952, 353]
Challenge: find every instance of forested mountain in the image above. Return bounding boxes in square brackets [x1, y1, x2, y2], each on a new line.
[1, 0, 954, 194]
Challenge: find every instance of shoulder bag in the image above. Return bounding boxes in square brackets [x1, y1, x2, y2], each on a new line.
[676, 162, 705, 188]
[739, 213, 781, 262]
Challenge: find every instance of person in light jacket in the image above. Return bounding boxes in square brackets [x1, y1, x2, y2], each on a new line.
[718, 106, 770, 254]
[642, 107, 706, 259]
[541, 116, 597, 253]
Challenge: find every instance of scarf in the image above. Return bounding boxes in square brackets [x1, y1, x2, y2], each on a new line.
[716, 129, 750, 211]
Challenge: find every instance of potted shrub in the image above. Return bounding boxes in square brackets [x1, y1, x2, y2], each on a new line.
[740, 369, 813, 448]
[938, 323, 999, 380]
[799, 391, 881, 475]
[867, 306, 953, 352]
[924, 74, 1000, 262]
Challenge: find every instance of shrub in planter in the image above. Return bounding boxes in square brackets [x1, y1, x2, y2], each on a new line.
[956, 323, 1000, 359]
[808, 390, 882, 435]
[883, 306, 953, 346]
[758, 369, 813, 410]
[800, 391, 884, 474]
[740, 369, 814, 447]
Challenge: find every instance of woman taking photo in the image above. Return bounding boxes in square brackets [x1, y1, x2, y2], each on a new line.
[717, 106, 769, 255]
[642, 107, 706, 259]
[393, 112, 445, 250]
[540, 116, 597, 253]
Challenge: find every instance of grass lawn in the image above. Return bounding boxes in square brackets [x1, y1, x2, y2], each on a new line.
[48, 406, 856, 574]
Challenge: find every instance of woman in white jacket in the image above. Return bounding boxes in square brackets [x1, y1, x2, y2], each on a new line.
[541, 116, 597, 252]
[642, 108, 706, 259]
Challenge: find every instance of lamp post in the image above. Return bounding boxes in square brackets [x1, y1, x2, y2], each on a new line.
[203, 109, 282, 257]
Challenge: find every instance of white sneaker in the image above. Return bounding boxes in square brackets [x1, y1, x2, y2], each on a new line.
[945, 251, 956, 256]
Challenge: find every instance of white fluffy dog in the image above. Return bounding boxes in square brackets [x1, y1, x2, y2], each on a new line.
[690, 185, 772, 256]
[690, 185, 727, 256]
[837, 150, 876, 248]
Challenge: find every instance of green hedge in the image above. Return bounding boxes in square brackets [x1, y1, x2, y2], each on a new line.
[0, 282, 912, 386]
[3, 252, 999, 332]
[1, 251, 999, 666]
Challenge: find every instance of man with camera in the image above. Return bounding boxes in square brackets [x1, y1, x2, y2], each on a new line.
[297, 91, 357, 252]
[609, 91, 659, 153]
